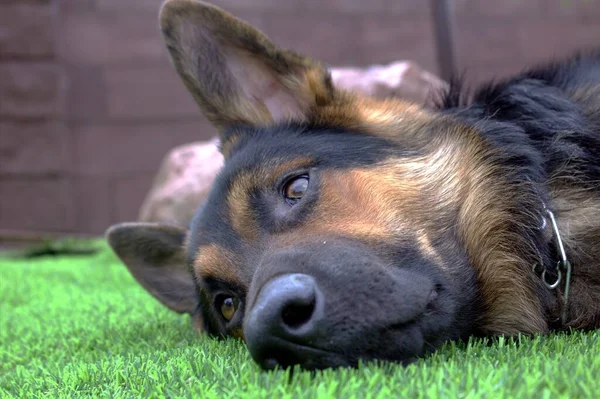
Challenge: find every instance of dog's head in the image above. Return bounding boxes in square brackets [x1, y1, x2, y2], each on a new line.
[106, 0, 549, 370]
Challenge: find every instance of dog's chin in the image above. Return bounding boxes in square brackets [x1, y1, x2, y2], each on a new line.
[264, 344, 426, 372]
[266, 350, 355, 372]
[255, 320, 442, 371]
[296, 355, 419, 372]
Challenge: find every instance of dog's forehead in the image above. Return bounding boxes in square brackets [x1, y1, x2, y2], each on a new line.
[223, 123, 404, 168]
[185, 124, 404, 260]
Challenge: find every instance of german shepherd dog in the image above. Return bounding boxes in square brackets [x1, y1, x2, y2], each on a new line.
[106, 0, 600, 370]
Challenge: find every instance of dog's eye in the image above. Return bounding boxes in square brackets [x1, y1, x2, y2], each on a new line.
[219, 296, 238, 321]
[283, 175, 309, 205]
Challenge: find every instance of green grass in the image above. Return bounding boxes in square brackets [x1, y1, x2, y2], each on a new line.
[1, 243, 598, 398]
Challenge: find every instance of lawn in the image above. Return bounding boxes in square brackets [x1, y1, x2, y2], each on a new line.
[0, 241, 598, 398]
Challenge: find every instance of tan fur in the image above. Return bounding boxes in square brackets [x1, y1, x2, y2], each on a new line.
[227, 170, 262, 242]
[195, 243, 246, 287]
[231, 327, 245, 340]
[550, 186, 600, 328]
[399, 122, 550, 334]
[569, 85, 600, 118]
[267, 157, 314, 185]
[192, 314, 205, 331]
[329, 127, 549, 335]
[310, 95, 434, 141]
[457, 171, 548, 334]
[416, 233, 445, 267]
[548, 84, 600, 329]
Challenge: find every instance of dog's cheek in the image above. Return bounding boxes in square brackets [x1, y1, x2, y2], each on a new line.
[192, 314, 205, 332]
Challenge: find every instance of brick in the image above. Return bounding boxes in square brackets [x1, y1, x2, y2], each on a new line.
[264, 13, 362, 66]
[0, 121, 70, 175]
[71, 176, 116, 234]
[300, 0, 428, 15]
[93, 1, 270, 33]
[201, 0, 300, 11]
[384, 0, 430, 15]
[0, 177, 75, 231]
[104, 64, 200, 119]
[0, 3, 55, 58]
[454, 18, 523, 68]
[59, 0, 95, 13]
[65, 64, 108, 121]
[358, 16, 437, 72]
[57, 12, 167, 66]
[0, 63, 66, 120]
[301, 0, 389, 14]
[0, 1, 54, 3]
[545, 0, 600, 18]
[94, 0, 163, 11]
[114, 175, 155, 223]
[517, 20, 600, 64]
[460, 60, 529, 85]
[453, 0, 545, 18]
[93, 0, 293, 12]
[73, 119, 217, 176]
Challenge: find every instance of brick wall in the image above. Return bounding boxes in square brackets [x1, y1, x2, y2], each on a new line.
[453, 0, 600, 82]
[0, 1, 72, 233]
[1, 0, 599, 236]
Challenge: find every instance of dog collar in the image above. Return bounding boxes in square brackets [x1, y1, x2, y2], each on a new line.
[532, 204, 572, 326]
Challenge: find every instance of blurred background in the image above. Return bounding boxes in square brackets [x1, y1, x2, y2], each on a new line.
[1, 0, 599, 242]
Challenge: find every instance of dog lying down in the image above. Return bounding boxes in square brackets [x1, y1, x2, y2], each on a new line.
[106, 0, 600, 371]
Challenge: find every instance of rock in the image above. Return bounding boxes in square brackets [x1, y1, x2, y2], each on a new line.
[138, 138, 222, 226]
[331, 61, 446, 107]
[138, 62, 446, 225]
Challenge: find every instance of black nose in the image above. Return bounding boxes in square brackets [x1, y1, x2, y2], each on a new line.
[244, 273, 324, 369]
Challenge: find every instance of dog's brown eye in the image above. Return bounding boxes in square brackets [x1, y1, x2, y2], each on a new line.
[220, 297, 237, 321]
[283, 175, 309, 205]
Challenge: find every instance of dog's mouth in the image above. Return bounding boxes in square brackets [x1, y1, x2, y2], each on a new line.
[245, 285, 444, 371]
[256, 336, 337, 370]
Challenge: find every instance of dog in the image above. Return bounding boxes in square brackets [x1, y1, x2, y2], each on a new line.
[106, 0, 600, 371]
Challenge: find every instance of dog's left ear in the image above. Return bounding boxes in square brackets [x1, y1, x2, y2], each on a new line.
[105, 223, 198, 316]
[159, 0, 337, 132]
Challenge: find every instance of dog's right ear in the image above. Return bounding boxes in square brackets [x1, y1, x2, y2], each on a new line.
[105, 223, 199, 317]
[159, 0, 336, 133]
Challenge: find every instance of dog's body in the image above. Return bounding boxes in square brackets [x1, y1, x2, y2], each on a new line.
[107, 0, 600, 371]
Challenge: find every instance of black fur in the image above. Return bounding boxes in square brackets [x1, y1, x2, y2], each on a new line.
[440, 50, 600, 190]
[439, 50, 600, 328]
